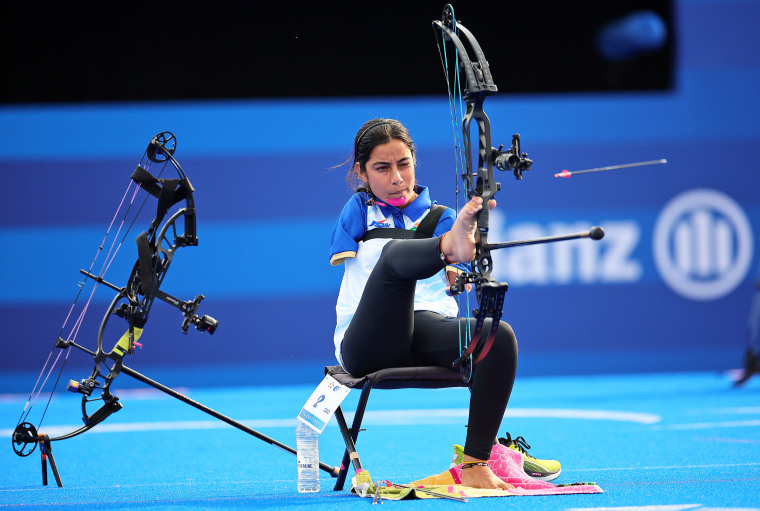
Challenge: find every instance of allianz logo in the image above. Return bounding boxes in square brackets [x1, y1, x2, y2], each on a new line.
[653, 189, 753, 301]
[489, 188, 754, 301]
[490, 216, 642, 286]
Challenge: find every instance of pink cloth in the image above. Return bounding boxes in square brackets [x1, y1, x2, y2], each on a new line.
[449, 443, 602, 495]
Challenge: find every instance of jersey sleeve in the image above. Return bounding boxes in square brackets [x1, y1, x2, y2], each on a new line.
[330, 195, 367, 266]
[433, 206, 465, 273]
[432, 206, 456, 237]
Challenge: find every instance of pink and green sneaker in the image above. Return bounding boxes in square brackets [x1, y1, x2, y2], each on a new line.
[451, 433, 562, 482]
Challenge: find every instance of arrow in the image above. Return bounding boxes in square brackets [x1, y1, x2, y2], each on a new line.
[555, 159, 667, 178]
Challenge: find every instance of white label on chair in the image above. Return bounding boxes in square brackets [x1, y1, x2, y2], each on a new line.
[297, 374, 351, 433]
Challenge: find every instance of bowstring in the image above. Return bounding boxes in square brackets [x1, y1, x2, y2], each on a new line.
[435, 11, 472, 378]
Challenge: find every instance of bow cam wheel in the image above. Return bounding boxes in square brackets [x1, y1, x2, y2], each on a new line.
[147, 131, 177, 163]
[442, 5, 453, 26]
[12, 422, 38, 457]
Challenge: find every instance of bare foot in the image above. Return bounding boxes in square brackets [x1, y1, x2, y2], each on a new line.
[441, 197, 496, 263]
[459, 460, 510, 490]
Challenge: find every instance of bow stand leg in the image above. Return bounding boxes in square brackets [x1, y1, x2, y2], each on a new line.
[39, 434, 63, 487]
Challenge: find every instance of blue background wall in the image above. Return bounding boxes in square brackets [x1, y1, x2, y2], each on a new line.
[1, 0, 758, 381]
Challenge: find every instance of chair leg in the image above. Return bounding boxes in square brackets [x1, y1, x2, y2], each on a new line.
[333, 406, 351, 491]
[332, 382, 374, 491]
[350, 382, 373, 443]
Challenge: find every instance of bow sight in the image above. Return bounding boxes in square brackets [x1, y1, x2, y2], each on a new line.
[494, 134, 533, 180]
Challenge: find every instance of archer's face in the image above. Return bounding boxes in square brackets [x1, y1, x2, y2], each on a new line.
[358, 138, 417, 209]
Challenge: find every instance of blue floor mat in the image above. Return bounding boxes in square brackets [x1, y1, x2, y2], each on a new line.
[2, 369, 759, 510]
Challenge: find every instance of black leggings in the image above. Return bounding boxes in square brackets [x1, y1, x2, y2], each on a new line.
[341, 237, 518, 460]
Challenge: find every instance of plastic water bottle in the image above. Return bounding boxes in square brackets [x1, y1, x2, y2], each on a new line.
[296, 421, 320, 492]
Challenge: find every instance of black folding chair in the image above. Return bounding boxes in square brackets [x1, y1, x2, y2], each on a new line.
[325, 365, 469, 491]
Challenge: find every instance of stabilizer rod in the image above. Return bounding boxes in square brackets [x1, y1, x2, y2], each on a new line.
[120, 364, 339, 477]
[483, 226, 604, 251]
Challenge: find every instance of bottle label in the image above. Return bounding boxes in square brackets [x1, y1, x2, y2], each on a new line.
[297, 374, 351, 433]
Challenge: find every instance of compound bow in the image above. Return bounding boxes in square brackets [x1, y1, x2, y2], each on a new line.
[433, 5, 603, 382]
[12, 132, 218, 458]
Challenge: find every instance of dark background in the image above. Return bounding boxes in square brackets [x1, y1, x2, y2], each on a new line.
[1, 1, 673, 103]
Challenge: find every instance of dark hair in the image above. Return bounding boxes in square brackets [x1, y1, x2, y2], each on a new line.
[345, 118, 416, 192]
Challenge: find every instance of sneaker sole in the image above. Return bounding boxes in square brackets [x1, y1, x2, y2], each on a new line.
[525, 468, 561, 482]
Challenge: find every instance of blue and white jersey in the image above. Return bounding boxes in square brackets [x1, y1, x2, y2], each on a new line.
[329, 186, 459, 368]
